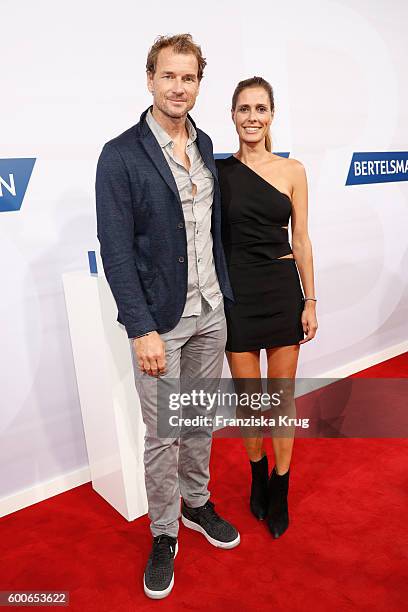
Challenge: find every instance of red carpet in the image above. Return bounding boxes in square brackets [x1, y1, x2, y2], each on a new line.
[2, 354, 408, 611]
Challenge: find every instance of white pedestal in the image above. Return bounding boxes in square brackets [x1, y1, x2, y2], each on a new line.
[62, 271, 147, 521]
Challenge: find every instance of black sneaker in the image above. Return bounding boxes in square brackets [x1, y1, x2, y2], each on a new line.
[181, 499, 240, 549]
[143, 534, 178, 599]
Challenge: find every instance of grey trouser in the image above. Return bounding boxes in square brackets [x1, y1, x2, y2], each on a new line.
[129, 296, 227, 538]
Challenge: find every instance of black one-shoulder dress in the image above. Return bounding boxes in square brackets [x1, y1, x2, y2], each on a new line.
[216, 155, 305, 352]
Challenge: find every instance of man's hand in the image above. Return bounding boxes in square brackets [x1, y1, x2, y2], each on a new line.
[133, 332, 167, 377]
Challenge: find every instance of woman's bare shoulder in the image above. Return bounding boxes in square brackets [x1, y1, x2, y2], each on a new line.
[268, 153, 304, 169]
[281, 157, 307, 185]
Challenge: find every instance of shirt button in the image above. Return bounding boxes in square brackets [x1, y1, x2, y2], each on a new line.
[178, 222, 184, 229]
[178, 256, 185, 263]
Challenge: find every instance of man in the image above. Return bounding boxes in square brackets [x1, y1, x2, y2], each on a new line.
[95, 34, 239, 600]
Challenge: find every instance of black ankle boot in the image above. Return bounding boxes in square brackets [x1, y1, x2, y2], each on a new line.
[249, 455, 269, 520]
[267, 466, 290, 538]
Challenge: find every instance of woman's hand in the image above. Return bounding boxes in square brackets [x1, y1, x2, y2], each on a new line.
[299, 302, 318, 344]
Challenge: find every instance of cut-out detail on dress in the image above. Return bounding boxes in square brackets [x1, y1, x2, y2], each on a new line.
[278, 225, 293, 259]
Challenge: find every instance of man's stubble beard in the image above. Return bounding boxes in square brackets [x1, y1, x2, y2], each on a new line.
[154, 95, 196, 120]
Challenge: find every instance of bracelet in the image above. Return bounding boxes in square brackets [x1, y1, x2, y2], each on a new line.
[304, 297, 317, 302]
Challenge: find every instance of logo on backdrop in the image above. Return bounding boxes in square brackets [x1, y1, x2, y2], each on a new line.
[346, 152, 408, 186]
[0, 158, 36, 212]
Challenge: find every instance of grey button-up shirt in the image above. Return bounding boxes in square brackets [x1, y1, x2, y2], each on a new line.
[146, 109, 223, 318]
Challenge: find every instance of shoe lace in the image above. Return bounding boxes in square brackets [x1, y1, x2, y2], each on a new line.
[152, 535, 175, 565]
[198, 500, 220, 528]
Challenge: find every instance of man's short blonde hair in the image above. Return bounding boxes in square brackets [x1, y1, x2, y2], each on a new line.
[146, 33, 207, 81]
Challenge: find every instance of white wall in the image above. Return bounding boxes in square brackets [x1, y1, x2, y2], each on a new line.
[1, 0, 407, 506]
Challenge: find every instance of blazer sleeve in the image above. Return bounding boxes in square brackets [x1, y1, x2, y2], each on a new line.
[95, 143, 157, 338]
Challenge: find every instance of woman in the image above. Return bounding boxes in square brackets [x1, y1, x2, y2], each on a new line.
[216, 77, 318, 538]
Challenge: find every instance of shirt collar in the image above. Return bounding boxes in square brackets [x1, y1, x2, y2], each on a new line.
[146, 108, 197, 148]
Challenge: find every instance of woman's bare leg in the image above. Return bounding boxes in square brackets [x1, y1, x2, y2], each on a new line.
[226, 350, 264, 461]
[266, 345, 300, 474]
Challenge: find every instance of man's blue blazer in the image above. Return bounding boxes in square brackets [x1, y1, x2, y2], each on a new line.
[95, 106, 235, 338]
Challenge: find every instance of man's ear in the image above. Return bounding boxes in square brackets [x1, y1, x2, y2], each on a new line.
[147, 72, 154, 94]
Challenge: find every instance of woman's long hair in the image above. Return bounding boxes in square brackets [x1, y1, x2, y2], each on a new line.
[231, 76, 275, 152]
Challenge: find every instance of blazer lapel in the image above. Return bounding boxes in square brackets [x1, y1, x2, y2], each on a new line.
[140, 130, 182, 206]
[198, 141, 218, 181]
[188, 116, 218, 181]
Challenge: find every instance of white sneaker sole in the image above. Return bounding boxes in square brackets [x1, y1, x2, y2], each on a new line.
[143, 541, 178, 599]
[181, 515, 241, 549]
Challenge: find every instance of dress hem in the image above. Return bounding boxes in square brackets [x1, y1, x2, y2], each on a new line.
[225, 339, 303, 353]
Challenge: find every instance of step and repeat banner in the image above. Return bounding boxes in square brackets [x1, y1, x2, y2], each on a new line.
[1, 0, 407, 502]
